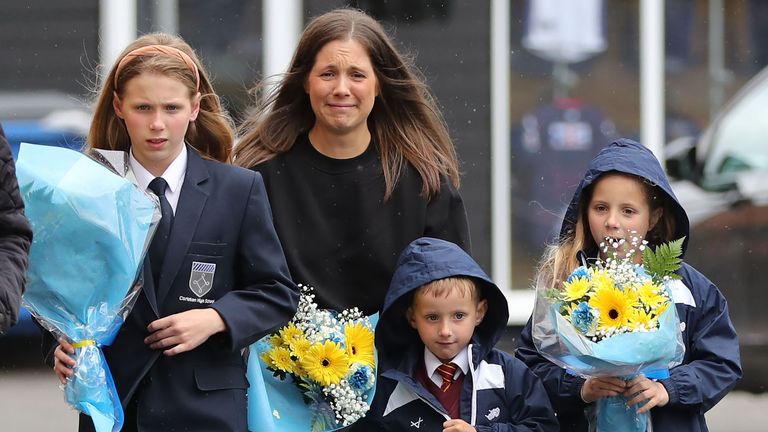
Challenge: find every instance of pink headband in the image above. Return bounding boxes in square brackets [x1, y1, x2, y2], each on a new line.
[114, 44, 200, 90]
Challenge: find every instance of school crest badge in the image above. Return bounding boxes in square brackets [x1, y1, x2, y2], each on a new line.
[189, 261, 215, 297]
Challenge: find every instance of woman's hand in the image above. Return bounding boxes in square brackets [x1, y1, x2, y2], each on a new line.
[145, 308, 227, 356]
[53, 339, 76, 385]
[580, 377, 628, 403]
[625, 376, 669, 413]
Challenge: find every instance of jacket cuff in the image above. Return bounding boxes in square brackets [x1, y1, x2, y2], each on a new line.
[660, 377, 678, 405]
[566, 374, 589, 404]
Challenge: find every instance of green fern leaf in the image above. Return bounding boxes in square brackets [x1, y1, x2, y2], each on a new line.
[642, 237, 685, 283]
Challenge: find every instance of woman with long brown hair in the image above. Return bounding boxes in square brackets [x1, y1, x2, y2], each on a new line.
[235, 8, 470, 316]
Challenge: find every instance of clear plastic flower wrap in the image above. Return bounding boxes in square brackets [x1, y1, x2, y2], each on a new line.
[16, 143, 160, 432]
[247, 284, 378, 432]
[532, 237, 687, 432]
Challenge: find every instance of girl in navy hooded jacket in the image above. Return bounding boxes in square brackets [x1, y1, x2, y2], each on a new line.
[516, 139, 742, 431]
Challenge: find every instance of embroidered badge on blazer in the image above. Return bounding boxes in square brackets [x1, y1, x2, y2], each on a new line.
[189, 261, 215, 297]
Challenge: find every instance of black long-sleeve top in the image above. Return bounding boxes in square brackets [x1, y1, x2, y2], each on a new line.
[252, 134, 470, 315]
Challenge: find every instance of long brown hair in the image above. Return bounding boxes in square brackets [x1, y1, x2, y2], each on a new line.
[234, 8, 460, 200]
[538, 172, 677, 290]
[87, 33, 234, 162]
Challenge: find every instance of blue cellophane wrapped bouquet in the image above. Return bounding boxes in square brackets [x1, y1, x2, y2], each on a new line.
[532, 236, 686, 432]
[16, 143, 160, 432]
[247, 284, 378, 431]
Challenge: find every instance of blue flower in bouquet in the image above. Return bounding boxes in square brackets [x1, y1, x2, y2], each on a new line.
[347, 364, 375, 394]
[567, 266, 590, 283]
[569, 302, 599, 336]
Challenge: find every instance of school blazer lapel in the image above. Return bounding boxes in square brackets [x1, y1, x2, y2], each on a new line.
[156, 147, 210, 306]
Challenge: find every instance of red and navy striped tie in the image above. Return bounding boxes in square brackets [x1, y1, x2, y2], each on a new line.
[436, 362, 458, 392]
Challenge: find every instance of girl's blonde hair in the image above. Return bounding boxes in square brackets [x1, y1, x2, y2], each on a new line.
[234, 8, 460, 200]
[538, 172, 677, 290]
[87, 33, 234, 162]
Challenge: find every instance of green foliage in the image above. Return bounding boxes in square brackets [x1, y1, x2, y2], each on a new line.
[642, 237, 685, 284]
[544, 287, 564, 303]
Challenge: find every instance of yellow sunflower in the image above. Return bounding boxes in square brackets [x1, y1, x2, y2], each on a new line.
[589, 285, 633, 332]
[269, 346, 296, 373]
[562, 276, 592, 301]
[300, 340, 349, 386]
[344, 322, 375, 367]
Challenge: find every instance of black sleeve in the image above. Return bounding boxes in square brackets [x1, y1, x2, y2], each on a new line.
[515, 317, 589, 422]
[0, 123, 33, 334]
[425, 179, 471, 254]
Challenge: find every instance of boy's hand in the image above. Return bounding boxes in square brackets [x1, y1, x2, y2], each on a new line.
[145, 308, 226, 356]
[443, 419, 476, 432]
[580, 377, 628, 403]
[53, 339, 76, 385]
[624, 376, 669, 413]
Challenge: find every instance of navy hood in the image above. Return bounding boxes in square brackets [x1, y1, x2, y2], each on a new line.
[559, 138, 690, 255]
[376, 237, 508, 368]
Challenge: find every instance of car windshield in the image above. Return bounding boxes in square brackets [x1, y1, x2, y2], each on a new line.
[705, 73, 768, 177]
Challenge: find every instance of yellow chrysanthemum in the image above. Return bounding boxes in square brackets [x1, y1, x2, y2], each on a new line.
[289, 336, 312, 359]
[269, 334, 283, 348]
[623, 285, 641, 309]
[590, 269, 616, 292]
[628, 307, 657, 331]
[562, 276, 592, 301]
[300, 340, 349, 386]
[589, 285, 633, 332]
[261, 349, 277, 369]
[651, 299, 670, 317]
[279, 323, 304, 345]
[344, 322, 375, 368]
[270, 346, 296, 373]
[635, 281, 669, 312]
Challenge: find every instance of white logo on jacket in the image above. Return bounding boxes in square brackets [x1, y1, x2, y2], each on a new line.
[189, 261, 215, 297]
[486, 407, 500, 420]
[410, 417, 423, 428]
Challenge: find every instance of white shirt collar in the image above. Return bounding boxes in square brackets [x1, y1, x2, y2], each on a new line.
[424, 345, 470, 388]
[129, 145, 187, 194]
[129, 145, 187, 213]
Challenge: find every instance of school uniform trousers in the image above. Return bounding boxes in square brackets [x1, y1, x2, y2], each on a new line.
[54, 147, 298, 431]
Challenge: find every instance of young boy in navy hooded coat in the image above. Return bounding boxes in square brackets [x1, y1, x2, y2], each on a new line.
[368, 237, 558, 431]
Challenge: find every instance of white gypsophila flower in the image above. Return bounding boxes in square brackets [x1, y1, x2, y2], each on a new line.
[324, 380, 370, 426]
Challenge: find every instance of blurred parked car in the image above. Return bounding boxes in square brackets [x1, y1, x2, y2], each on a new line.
[666, 66, 768, 393]
[0, 90, 90, 339]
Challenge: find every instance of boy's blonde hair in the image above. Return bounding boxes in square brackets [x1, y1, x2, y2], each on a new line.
[415, 276, 482, 303]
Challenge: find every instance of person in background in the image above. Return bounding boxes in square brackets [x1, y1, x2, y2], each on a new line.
[47, 33, 298, 431]
[0, 122, 33, 334]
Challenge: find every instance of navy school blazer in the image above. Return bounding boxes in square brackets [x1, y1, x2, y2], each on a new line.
[44, 147, 298, 431]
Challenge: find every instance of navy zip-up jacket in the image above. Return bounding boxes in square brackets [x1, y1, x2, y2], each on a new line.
[368, 237, 558, 431]
[516, 138, 742, 432]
